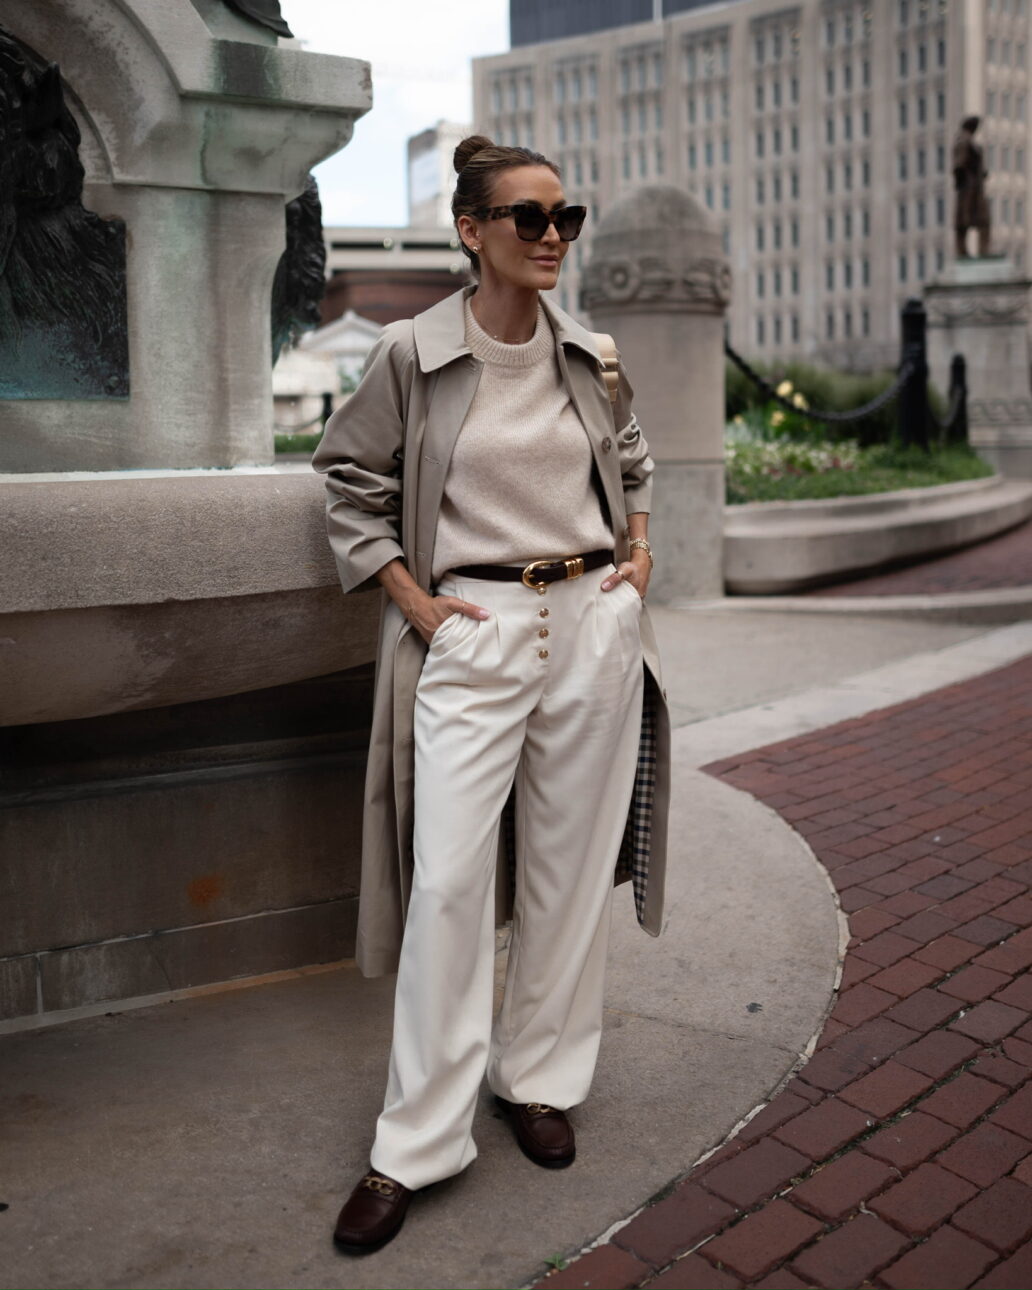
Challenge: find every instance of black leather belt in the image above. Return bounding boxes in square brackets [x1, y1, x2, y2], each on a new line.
[447, 549, 613, 593]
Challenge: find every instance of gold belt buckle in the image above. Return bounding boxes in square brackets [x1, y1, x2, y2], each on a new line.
[521, 555, 585, 594]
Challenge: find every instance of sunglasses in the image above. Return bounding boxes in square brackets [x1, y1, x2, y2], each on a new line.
[474, 202, 587, 243]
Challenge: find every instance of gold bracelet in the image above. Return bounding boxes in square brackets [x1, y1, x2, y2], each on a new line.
[629, 538, 654, 569]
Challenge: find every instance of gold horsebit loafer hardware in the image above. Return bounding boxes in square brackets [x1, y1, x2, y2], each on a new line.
[521, 556, 585, 593]
[361, 1175, 399, 1196]
[526, 1102, 558, 1115]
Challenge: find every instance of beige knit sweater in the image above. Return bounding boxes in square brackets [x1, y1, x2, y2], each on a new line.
[432, 298, 613, 580]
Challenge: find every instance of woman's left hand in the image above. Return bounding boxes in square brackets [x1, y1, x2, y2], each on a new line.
[600, 551, 650, 600]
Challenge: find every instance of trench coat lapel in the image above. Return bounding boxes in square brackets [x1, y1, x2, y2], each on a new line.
[410, 291, 483, 591]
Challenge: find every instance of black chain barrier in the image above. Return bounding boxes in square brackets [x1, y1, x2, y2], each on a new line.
[724, 338, 915, 428]
[274, 410, 326, 433]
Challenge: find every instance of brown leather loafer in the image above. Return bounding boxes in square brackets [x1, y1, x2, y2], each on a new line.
[495, 1096, 576, 1168]
[333, 1171, 413, 1254]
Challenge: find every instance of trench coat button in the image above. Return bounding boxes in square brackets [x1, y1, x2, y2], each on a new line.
[538, 628, 549, 638]
[601, 436, 613, 452]
[538, 649, 549, 659]
[539, 608, 549, 618]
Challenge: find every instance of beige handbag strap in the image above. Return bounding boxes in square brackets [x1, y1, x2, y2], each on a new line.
[590, 331, 620, 405]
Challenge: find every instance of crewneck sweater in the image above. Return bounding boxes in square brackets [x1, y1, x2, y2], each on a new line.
[432, 298, 613, 580]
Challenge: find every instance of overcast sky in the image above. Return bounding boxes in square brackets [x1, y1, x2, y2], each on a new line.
[285, 1, 510, 228]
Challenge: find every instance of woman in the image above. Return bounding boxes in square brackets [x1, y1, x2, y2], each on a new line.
[313, 135, 670, 1253]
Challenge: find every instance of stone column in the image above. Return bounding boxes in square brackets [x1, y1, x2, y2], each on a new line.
[582, 185, 730, 602]
[924, 260, 1032, 479]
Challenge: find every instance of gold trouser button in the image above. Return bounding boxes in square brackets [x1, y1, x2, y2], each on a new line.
[539, 608, 549, 618]
[539, 627, 549, 638]
[538, 649, 549, 659]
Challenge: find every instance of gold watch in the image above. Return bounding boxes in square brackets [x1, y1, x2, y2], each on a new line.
[628, 538, 653, 569]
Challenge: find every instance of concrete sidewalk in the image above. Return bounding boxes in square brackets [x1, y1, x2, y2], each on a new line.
[1, 607, 1028, 1290]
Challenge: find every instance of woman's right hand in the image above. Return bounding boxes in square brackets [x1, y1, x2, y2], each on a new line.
[407, 592, 490, 646]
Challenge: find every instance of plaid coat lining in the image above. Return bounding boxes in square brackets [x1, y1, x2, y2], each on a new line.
[501, 663, 657, 928]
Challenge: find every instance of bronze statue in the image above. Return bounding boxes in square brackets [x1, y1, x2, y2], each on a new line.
[952, 115, 991, 259]
[0, 24, 128, 398]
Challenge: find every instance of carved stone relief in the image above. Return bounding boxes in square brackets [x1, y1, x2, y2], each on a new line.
[924, 289, 1030, 327]
[581, 252, 731, 313]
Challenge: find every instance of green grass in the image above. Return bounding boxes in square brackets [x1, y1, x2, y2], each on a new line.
[274, 431, 323, 455]
[726, 444, 993, 504]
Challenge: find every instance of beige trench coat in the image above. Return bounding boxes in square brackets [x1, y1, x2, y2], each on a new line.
[313, 286, 670, 978]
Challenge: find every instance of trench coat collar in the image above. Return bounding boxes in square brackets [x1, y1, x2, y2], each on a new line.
[412, 285, 602, 374]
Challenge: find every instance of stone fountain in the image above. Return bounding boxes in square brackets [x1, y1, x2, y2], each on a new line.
[0, 0, 378, 1022]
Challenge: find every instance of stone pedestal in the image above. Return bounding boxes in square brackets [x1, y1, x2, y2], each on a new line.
[925, 260, 1032, 478]
[582, 186, 730, 602]
[0, 0, 371, 470]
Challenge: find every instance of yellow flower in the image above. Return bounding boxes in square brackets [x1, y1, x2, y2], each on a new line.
[771, 410, 785, 427]
[792, 391, 809, 410]
[776, 379, 793, 398]
[733, 414, 744, 424]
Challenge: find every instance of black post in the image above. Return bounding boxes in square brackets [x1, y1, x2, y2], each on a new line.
[898, 297, 930, 450]
[320, 390, 334, 429]
[947, 353, 968, 445]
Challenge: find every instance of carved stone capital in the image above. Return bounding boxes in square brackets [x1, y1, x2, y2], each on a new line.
[582, 251, 731, 314]
[925, 284, 1031, 327]
[968, 397, 1032, 428]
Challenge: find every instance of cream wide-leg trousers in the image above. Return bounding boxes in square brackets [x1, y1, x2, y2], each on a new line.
[369, 565, 645, 1191]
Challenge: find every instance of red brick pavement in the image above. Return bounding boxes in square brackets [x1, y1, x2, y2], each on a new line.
[807, 518, 1032, 596]
[532, 655, 1032, 1290]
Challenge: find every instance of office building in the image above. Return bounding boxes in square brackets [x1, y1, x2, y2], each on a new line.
[475, 0, 1030, 370]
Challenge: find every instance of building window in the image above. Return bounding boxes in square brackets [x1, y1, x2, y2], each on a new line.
[898, 201, 907, 231]
[917, 146, 926, 176]
[862, 256, 870, 285]
[492, 82, 501, 113]
[790, 170, 799, 199]
[826, 115, 835, 145]
[573, 112, 582, 143]
[899, 99, 908, 129]
[917, 248, 926, 278]
[862, 108, 870, 138]
[755, 34, 765, 65]
[898, 47, 908, 78]
[862, 307, 870, 337]
[773, 79, 782, 107]
[862, 59, 870, 88]
[774, 266, 782, 295]
[773, 219, 782, 249]
[589, 108, 598, 141]
[791, 313, 800, 342]
[826, 65, 835, 96]
[755, 82, 764, 111]
[756, 316, 765, 345]
[558, 116, 567, 145]
[705, 139, 714, 167]
[685, 47, 696, 82]
[844, 259, 853, 288]
[844, 308, 853, 338]
[844, 62, 853, 91]
[862, 208, 870, 236]
[722, 181, 730, 210]
[791, 123, 800, 151]
[655, 142, 664, 174]
[756, 129, 765, 158]
[705, 182, 714, 208]
[757, 176, 765, 203]
[826, 261, 835, 290]
[937, 39, 945, 68]
[862, 157, 870, 186]
[688, 142, 696, 170]
[791, 264, 800, 293]
[757, 269, 765, 298]
[918, 43, 926, 73]
[917, 95, 926, 125]
[588, 66, 597, 98]
[722, 135, 731, 164]
[898, 151, 908, 181]
[898, 252, 908, 282]
[756, 221, 765, 252]
[844, 210, 853, 238]
[826, 309, 835, 339]
[826, 17, 835, 46]
[791, 218, 800, 248]
[688, 96, 696, 125]
[774, 126, 782, 155]
[917, 197, 926, 227]
[622, 150, 631, 179]
[773, 171, 782, 201]
[936, 144, 945, 173]
[844, 160, 853, 190]
[936, 195, 945, 225]
[844, 112, 853, 142]
[572, 69, 582, 101]
[620, 61, 630, 93]
[705, 94, 714, 122]
[774, 314, 782, 345]
[638, 144, 647, 178]
[556, 72, 566, 103]
[937, 91, 945, 120]
[826, 211, 835, 241]
[826, 163, 835, 193]
[655, 99, 663, 129]
[791, 76, 799, 104]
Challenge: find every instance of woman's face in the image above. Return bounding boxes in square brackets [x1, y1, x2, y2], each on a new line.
[460, 165, 571, 292]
